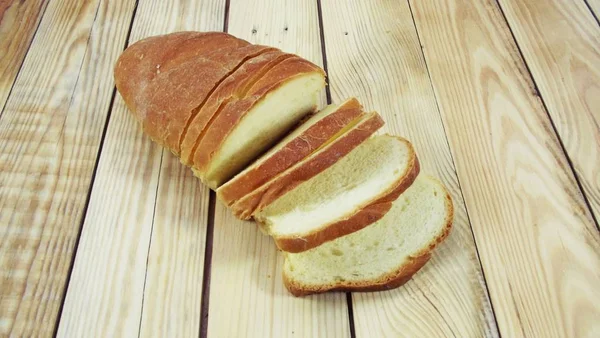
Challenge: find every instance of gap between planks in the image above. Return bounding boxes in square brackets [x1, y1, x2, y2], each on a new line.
[584, 0, 600, 25]
[316, 0, 355, 336]
[200, 191, 216, 338]
[137, 151, 164, 335]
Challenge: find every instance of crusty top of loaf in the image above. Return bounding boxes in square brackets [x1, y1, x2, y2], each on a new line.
[114, 32, 276, 153]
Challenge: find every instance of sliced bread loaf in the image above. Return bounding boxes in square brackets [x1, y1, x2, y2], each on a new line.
[254, 135, 420, 252]
[191, 57, 326, 188]
[230, 111, 386, 220]
[283, 176, 453, 296]
[217, 98, 364, 207]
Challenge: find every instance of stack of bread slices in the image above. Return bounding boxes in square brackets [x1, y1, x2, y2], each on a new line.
[115, 32, 453, 296]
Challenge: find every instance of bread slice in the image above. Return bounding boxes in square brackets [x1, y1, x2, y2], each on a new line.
[191, 57, 326, 188]
[254, 135, 420, 253]
[283, 176, 453, 296]
[230, 111, 386, 220]
[217, 98, 364, 207]
[115, 32, 279, 153]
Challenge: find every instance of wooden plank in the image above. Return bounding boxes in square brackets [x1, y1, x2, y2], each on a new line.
[138, 156, 211, 337]
[497, 0, 600, 226]
[138, 1, 224, 335]
[410, 0, 600, 336]
[206, 0, 350, 336]
[320, 0, 498, 336]
[0, 0, 49, 114]
[57, 0, 224, 336]
[0, 0, 137, 335]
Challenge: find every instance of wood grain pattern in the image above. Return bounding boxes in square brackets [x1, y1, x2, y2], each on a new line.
[497, 0, 600, 225]
[0, 0, 137, 335]
[410, 0, 600, 336]
[57, 0, 224, 336]
[206, 0, 349, 336]
[320, 0, 498, 336]
[209, 207, 350, 337]
[0, 0, 48, 114]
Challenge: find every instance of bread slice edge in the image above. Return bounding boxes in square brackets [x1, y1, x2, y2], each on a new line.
[231, 112, 385, 220]
[271, 137, 420, 253]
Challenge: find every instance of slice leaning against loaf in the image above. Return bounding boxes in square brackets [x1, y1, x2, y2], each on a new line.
[283, 176, 453, 296]
[230, 111, 385, 220]
[217, 97, 364, 207]
[191, 57, 326, 188]
[254, 135, 420, 253]
[115, 31, 278, 153]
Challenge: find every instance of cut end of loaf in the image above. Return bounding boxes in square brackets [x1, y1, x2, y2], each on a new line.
[282, 176, 453, 296]
[202, 71, 326, 188]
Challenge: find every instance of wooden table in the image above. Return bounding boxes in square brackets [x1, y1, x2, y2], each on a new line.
[1, 0, 599, 336]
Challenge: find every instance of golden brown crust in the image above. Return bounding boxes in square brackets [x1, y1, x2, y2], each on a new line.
[114, 31, 280, 153]
[115, 32, 246, 121]
[283, 182, 454, 296]
[179, 50, 293, 165]
[274, 150, 420, 253]
[190, 57, 326, 177]
[216, 98, 364, 206]
[283, 253, 432, 297]
[230, 112, 385, 219]
[115, 32, 240, 115]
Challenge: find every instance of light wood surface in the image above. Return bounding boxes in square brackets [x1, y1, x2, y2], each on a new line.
[57, 0, 224, 336]
[410, 0, 600, 336]
[1, 0, 599, 336]
[206, 0, 348, 337]
[497, 0, 600, 225]
[0, 0, 136, 335]
[0, 0, 48, 113]
[139, 153, 211, 337]
[320, 0, 498, 336]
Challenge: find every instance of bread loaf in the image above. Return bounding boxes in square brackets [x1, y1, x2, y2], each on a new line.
[115, 32, 452, 298]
